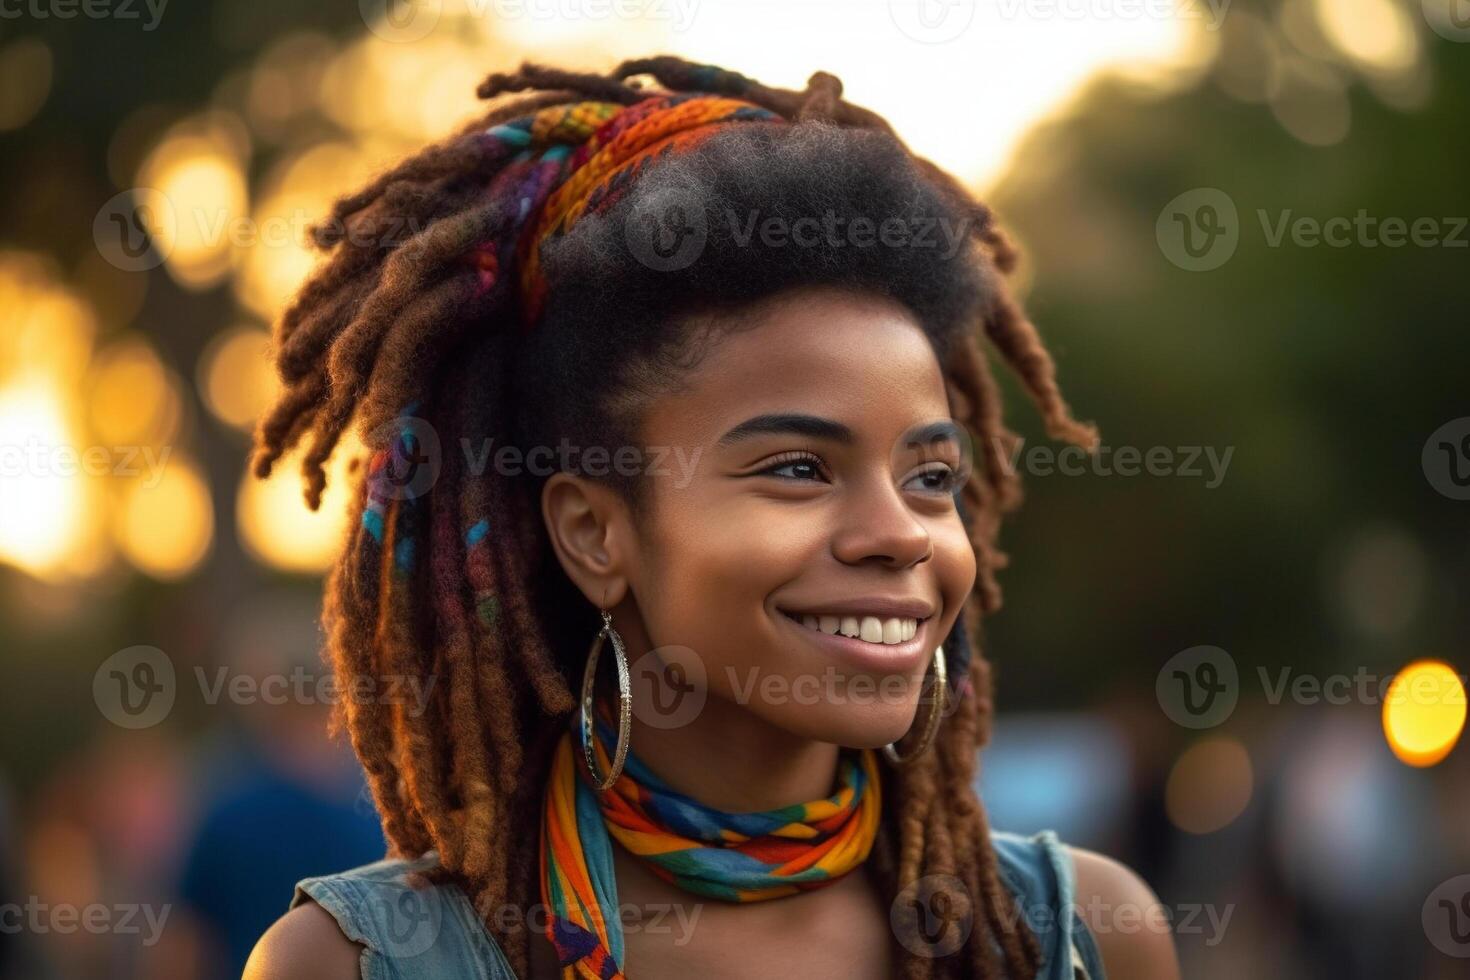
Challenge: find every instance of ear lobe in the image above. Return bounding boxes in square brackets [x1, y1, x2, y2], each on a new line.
[540, 471, 630, 607]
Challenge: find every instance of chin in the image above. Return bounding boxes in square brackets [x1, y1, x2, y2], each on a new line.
[757, 700, 922, 751]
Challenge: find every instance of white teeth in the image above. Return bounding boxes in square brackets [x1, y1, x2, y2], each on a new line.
[791, 612, 922, 646]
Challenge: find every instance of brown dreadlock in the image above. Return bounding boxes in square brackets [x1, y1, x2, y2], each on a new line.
[251, 55, 1099, 980]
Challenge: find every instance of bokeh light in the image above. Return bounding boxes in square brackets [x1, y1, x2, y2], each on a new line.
[0, 37, 54, 132]
[137, 125, 250, 290]
[1166, 736, 1254, 835]
[198, 325, 279, 431]
[1382, 660, 1466, 768]
[236, 438, 361, 573]
[113, 455, 215, 580]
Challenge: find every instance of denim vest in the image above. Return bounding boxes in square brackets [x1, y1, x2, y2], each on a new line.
[289, 828, 1105, 979]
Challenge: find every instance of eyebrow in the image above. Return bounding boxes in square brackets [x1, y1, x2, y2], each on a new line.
[717, 413, 854, 447]
[901, 419, 964, 451]
[715, 413, 959, 449]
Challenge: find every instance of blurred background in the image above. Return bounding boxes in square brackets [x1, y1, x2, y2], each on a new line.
[0, 0, 1466, 977]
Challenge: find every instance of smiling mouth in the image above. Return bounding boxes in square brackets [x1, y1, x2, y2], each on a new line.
[778, 609, 925, 647]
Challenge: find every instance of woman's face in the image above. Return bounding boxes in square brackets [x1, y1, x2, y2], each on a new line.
[611, 284, 977, 749]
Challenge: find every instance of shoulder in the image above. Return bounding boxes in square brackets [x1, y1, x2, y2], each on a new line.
[1065, 844, 1181, 980]
[242, 853, 519, 980]
[244, 900, 361, 980]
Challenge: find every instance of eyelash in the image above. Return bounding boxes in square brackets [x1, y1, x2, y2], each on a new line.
[757, 451, 958, 494]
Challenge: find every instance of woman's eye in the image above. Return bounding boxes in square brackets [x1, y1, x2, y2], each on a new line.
[905, 465, 958, 494]
[758, 452, 828, 482]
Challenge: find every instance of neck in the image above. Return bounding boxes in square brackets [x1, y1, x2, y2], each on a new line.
[622, 695, 843, 813]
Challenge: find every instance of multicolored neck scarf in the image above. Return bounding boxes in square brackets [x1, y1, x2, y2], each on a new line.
[539, 710, 883, 979]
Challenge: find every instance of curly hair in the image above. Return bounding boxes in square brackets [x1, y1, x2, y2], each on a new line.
[250, 55, 1098, 979]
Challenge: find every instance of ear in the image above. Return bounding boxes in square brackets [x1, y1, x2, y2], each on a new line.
[540, 471, 635, 610]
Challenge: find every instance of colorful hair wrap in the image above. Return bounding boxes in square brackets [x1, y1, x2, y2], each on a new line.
[539, 711, 882, 979]
[472, 91, 782, 325]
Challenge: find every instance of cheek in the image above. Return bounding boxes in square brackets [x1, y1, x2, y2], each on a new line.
[636, 491, 813, 659]
[932, 516, 978, 619]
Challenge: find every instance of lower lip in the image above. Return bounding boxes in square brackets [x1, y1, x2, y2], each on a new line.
[776, 610, 933, 674]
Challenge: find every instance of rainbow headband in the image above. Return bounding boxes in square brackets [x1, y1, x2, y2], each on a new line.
[472, 91, 783, 326]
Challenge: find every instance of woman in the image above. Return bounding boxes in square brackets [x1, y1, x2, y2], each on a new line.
[242, 56, 1180, 980]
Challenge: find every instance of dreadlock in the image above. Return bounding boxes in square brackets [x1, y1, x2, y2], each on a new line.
[251, 56, 1098, 980]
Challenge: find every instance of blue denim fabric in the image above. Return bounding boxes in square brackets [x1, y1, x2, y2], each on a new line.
[291, 829, 1106, 978]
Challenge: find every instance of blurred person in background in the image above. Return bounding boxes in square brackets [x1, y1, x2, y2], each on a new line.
[169, 590, 384, 980]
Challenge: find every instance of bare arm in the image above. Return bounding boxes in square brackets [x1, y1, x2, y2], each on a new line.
[241, 900, 362, 980]
[1068, 846, 1182, 980]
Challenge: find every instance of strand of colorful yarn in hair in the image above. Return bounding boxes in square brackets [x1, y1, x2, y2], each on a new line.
[539, 708, 882, 978]
[465, 91, 781, 324]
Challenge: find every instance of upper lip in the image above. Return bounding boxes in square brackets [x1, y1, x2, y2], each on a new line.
[778, 597, 937, 621]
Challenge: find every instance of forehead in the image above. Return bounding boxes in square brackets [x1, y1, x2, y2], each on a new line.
[644, 287, 951, 446]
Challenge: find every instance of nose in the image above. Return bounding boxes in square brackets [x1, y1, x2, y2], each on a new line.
[829, 474, 934, 569]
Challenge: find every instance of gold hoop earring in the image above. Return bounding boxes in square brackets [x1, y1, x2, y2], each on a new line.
[580, 608, 632, 792]
[882, 645, 948, 765]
